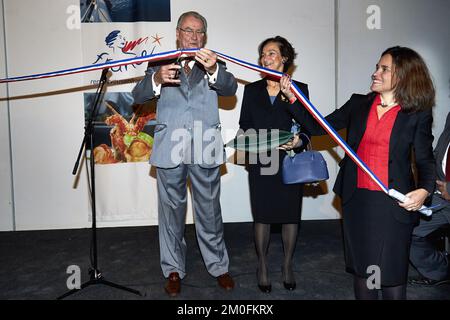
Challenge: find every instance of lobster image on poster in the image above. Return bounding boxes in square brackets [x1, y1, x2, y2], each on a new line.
[84, 92, 156, 164]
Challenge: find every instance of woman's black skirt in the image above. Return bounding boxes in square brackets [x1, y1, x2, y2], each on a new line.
[342, 188, 415, 286]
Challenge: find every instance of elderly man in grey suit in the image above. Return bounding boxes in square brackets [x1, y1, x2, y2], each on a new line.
[409, 111, 450, 286]
[132, 11, 237, 297]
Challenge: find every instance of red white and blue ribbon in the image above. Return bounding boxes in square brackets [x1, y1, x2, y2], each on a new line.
[0, 49, 184, 83]
[0, 48, 433, 215]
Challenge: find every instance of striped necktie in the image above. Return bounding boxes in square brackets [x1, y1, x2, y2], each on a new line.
[183, 61, 191, 76]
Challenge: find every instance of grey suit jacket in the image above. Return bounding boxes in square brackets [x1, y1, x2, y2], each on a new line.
[132, 61, 237, 168]
[434, 112, 450, 194]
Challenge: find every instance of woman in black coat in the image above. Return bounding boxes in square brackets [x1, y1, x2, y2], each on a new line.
[239, 36, 310, 293]
[279, 46, 436, 299]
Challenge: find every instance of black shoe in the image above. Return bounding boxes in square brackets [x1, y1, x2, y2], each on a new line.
[408, 276, 450, 286]
[281, 266, 296, 291]
[283, 281, 296, 291]
[256, 268, 271, 293]
[257, 283, 272, 293]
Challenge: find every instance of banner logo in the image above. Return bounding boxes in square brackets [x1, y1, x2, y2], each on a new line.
[92, 30, 163, 72]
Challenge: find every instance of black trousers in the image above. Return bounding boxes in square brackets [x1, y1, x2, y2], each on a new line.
[410, 194, 450, 280]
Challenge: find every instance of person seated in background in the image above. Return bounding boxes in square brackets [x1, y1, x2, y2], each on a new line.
[409, 111, 450, 286]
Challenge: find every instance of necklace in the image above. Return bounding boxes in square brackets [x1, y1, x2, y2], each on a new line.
[380, 102, 397, 108]
[379, 98, 397, 108]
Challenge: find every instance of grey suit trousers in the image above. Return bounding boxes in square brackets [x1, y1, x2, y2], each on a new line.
[157, 163, 230, 279]
[410, 194, 450, 280]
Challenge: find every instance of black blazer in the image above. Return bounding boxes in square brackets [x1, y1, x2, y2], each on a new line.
[296, 93, 436, 222]
[239, 78, 309, 131]
[238, 78, 310, 165]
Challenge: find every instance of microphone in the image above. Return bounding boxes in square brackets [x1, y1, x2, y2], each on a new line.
[173, 54, 189, 79]
[100, 67, 109, 81]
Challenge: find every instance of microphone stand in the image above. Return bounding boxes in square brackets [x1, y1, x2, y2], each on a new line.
[57, 68, 142, 299]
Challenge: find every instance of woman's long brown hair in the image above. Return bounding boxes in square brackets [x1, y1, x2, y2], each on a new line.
[382, 46, 435, 113]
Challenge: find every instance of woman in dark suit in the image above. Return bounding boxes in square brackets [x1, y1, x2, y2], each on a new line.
[239, 36, 310, 293]
[279, 46, 436, 299]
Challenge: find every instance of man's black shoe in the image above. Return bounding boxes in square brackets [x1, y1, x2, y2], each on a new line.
[408, 276, 450, 286]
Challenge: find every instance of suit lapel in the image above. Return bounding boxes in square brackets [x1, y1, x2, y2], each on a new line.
[434, 122, 450, 176]
[389, 110, 409, 157]
[252, 79, 273, 109]
[189, 63, 207, 85]
[438, 123, 450, 155]
[353, 95, 373, 147]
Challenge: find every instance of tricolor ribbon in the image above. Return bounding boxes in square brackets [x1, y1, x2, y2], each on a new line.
[0, 48, 434, 215]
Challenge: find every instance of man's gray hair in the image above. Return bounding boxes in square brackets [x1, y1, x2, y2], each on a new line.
[177, 11, 207, 32]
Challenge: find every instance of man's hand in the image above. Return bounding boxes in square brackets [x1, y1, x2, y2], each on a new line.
[195, 48, 217, 74]
[154, 63, 181, 86]
[436, 180, 450, 201]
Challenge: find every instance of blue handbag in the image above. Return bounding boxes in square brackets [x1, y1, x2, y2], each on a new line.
[282, 134, 329, 184]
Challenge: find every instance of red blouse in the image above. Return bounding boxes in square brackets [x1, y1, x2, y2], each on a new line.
[357, 95, 401, 191]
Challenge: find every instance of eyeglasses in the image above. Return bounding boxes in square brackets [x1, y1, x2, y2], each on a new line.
[178, 27, 206, 37]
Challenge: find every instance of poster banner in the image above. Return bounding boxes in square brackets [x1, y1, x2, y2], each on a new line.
[81, 0, 173, 222]
[84, 92, 156, 165]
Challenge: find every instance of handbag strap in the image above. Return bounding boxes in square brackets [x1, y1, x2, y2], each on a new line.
[298, 132, 312, 151]
[286, 132, 312, 157]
